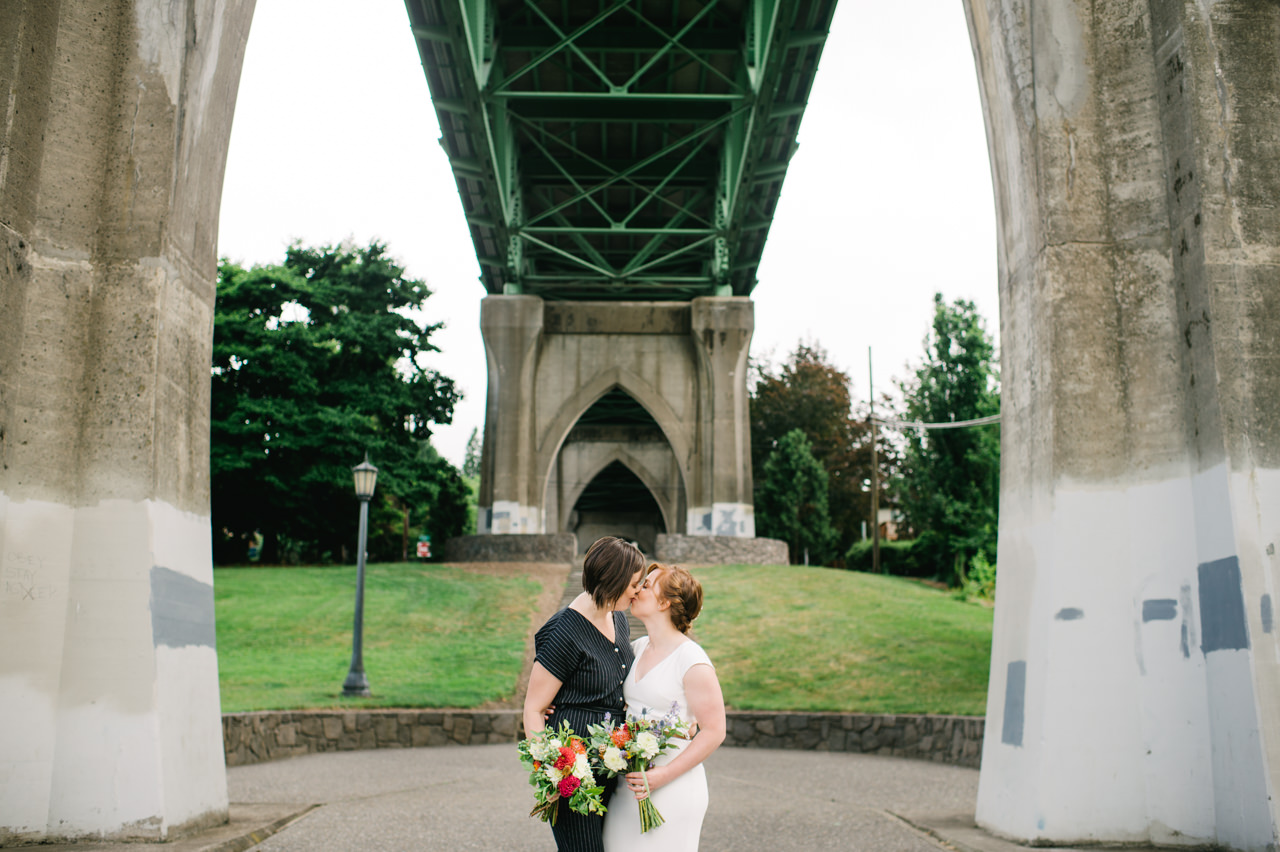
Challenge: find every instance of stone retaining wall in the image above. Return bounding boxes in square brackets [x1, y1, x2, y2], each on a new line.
[654, 534, 789, 565]
[443, 533, 577, 563]
[723, 712, 984, 768]
[223, 710, 983, 769]
[222, 711, 521, 767]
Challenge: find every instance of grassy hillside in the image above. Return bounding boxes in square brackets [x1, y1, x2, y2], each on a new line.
[692, 564, 993, 715]
[214, 564, 541, 712]
[214, 562, 993, 716]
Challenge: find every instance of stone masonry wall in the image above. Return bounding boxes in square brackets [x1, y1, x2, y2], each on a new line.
[443, 533, 577, 563]
[723, 712, 983, 769]
[223, 711, 521, 767]
[223, 710, 982, 769]
[655, 534, 789, 565]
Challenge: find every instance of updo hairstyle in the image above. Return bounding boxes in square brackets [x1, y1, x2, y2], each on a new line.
[652, 564, 704, 634]
[583, 536, 646, 609]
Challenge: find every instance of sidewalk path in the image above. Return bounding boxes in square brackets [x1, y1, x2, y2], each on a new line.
[227, 744, 979, 851]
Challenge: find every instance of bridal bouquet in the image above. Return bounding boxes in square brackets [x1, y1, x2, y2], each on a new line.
[587, 705, 691, 833]
[517, 720, 606, 825]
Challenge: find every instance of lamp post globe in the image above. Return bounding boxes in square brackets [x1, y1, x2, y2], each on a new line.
[343, 455, 378, 697]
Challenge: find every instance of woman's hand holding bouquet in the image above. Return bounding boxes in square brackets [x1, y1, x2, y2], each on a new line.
[516, 720, 605, 825]
[587, 705, 691, 833]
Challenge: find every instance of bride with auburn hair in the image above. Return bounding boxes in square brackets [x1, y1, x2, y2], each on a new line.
[603, 564, 726, 852]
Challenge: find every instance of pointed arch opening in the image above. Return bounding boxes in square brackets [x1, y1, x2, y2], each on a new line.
[546, 385, 683, 553]
[570, 461, 667, 556]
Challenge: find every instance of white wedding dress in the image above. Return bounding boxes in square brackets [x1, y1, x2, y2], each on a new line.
[602, 636, 714, 852]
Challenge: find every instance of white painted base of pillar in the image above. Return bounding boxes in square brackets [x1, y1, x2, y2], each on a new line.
[686, 504, 755, 537]
[0, 495, 228, 843]
[478, 501, 545, 535]
[976, 464, 1279, 851]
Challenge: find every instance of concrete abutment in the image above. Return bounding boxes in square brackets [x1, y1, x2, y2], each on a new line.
[0, 0, 255, 843]
[967, 1, 1280, 848]
[477, 295, 758, 550]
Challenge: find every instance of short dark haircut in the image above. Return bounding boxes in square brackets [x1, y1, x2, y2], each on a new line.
[582, 537, 645, 609]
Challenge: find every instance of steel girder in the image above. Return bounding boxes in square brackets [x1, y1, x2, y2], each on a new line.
[405, 0, 836, 300]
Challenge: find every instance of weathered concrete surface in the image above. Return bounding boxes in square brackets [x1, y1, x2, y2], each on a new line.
[0, 0, 254, 842]
[965, 1, 1280, 849]
[477, 297, 757, 542]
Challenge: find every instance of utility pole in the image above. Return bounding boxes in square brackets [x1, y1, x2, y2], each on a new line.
[869, 347, 881, 573]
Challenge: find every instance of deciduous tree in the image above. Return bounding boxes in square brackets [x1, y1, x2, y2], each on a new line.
[211, 241, 465, 563]
[750, 344, 898, 559]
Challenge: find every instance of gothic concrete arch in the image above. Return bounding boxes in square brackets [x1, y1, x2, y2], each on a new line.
[534, 367, 692, 507]
[561, 447, 677, 539]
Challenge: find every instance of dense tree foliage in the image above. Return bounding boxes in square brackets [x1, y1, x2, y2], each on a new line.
[895, 294, 1000, 585]
[750, 344, 898, 560]
[211, 241, 467, 564]
[756, 429, 837, 564]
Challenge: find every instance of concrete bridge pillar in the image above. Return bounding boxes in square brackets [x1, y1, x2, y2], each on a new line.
[968, 1, 1280, 848]
[477, 295, 545, 534]
[476, 295, 755, 547]
[688, 297, 755, 537]
[0, 0, 254, 842]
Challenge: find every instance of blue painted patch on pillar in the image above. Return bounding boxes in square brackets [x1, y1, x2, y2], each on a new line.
[1055, 607, 1084, 620]
[1198, 556, 1249, 653]
[1262, 595, 1273, 634]
[1002, 660, 1026, 747]
[150, 565, 217, 649]
[1142, 599, 1178, 621]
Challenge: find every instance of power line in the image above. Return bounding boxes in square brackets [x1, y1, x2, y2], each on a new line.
[873, 413, 1002, 431]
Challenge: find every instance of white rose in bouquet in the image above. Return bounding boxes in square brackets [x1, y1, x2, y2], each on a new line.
[603, 746, 627, 773]
[634, 732, 660, 759]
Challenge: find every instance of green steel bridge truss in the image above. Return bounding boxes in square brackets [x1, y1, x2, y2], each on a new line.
[404, 0, 836, 301]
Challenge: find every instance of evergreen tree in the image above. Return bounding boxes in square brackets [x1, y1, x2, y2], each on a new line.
[756, 429, 838, 565]
[463, 427, 482, 479]
[896, 294, 1000, 585]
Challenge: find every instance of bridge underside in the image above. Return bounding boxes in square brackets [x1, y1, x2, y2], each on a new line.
[406, 0, 834, 300]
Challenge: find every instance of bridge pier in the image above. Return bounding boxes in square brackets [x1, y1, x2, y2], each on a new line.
[969, 1, 1280, 848]
[477, 296, 755, 553]
[0, 0, 254, 842]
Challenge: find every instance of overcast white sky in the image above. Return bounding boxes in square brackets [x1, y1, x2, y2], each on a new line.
[218, 1, 998, 468]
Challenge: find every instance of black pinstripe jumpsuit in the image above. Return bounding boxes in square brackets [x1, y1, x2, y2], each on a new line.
[534, 607, 634, 852]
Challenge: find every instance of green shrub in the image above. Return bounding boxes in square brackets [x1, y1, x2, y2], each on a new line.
[844, 538, 934, 577]
[953, 550, 997, 603]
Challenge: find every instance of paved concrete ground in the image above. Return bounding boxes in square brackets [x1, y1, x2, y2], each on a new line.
[226, 744, 979, 851]
[32, 745, 1191, 851]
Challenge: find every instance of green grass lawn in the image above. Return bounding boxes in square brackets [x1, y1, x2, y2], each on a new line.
[214, 563, 541, 712]
[692, 564, 994, 716]
[214, 562, 993, 716]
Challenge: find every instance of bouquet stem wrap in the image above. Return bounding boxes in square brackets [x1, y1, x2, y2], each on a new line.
[637, 767, 664, 832]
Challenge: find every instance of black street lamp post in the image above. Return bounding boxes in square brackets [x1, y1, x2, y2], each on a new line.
[343, 456, 378, 697]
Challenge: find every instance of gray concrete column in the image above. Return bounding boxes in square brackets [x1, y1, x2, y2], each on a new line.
[0, 0, 254, 842]
[478, 295, 545, 533]
[688, 297, 754, 536]
[966, 1, 1280, 848]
